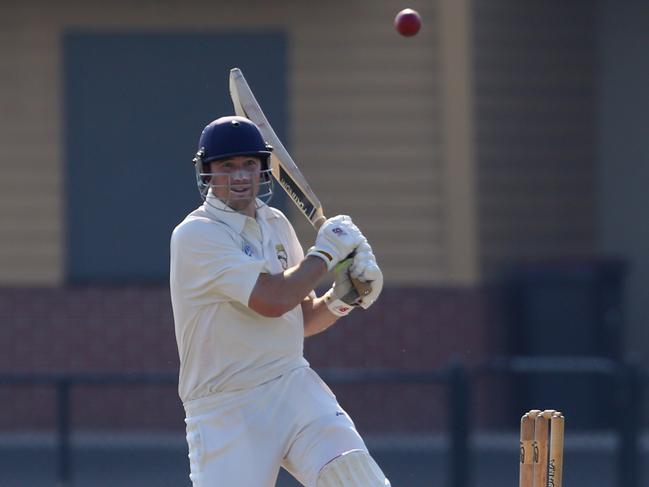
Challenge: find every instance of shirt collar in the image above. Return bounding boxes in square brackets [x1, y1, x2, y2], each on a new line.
[203, 192, 278, 234]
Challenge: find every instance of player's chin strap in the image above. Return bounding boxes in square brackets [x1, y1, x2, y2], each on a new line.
[316, 450, 391, 487]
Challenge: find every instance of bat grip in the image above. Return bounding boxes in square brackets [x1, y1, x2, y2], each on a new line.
[312, 215, 326, 230]
[351, 276, 372, 298]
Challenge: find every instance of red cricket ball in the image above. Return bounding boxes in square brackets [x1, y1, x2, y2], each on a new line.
[394, 8, 421, 37]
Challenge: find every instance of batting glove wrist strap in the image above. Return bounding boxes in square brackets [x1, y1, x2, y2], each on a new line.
[324, 288, 355, 317]
[306, 247, 334, 269]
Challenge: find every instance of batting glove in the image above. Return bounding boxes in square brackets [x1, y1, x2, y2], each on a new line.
[307, 215, 365, 271]
[324, 258, 362, 317]
[349, 240, 383, 309]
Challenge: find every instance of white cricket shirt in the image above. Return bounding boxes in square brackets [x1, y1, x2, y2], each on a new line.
[170, 194, 309, 403]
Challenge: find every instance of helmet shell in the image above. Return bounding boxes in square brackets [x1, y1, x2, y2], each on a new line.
[196, 116, 272, 165]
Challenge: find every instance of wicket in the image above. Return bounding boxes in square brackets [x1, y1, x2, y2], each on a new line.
[519, 409, 565, 487]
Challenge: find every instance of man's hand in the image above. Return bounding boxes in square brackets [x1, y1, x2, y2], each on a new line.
[349, 240, 383, 309]
[307, 215, 365, 271]
[324, 259, 362, 317]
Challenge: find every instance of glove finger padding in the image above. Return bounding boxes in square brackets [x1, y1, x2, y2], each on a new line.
[349, 240, 374, 278]
[356, 262, 383, 309]
[324, 258, 362, 317]
[335, 260, 363, 305]
[350, 247, 383, 310]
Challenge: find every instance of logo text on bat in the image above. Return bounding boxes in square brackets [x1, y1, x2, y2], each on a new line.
[279, 167, 316, 219]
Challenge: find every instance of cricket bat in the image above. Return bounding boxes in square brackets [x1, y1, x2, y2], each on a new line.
[229, 67, 370, 297]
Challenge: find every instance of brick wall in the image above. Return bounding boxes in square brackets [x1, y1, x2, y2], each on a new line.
[0, 285, 506, 434]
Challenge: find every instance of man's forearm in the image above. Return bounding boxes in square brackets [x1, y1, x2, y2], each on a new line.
[302, 296, 340, 337]
[248, 256, 328, 317]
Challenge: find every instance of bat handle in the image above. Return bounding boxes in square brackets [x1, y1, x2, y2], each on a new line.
[351, 276, 373, 298]
[312, 215, 326, 230]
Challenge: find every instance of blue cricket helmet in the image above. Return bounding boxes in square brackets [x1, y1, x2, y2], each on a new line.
[192, 116, 274, 203]
[194, 116, 273, 166]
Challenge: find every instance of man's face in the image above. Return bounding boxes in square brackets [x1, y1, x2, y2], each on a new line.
[209, 155, 261, 215]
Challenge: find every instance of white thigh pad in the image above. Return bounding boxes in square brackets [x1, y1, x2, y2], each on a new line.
[316, 450, 390, 487]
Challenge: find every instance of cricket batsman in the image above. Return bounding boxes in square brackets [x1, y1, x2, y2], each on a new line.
[170, 116, 390, 486]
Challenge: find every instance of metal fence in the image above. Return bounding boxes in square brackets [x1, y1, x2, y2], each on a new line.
[0, 356, 644, 487]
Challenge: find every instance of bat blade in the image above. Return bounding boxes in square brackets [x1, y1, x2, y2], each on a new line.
[229, 68, 325, 229]
[228, 67, 371, 298]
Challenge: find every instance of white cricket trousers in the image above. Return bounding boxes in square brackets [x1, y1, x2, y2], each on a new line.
[184, 366, 368, 487]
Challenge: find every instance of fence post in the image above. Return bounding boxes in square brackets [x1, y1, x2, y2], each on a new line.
[57, 378, 71, 487]
[448, 362, 471, 487]
[617, 362, 643, 487]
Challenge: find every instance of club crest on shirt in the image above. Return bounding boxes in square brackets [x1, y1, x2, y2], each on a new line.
[276, 244, 288, 270]
[242, 242, 254, 257]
